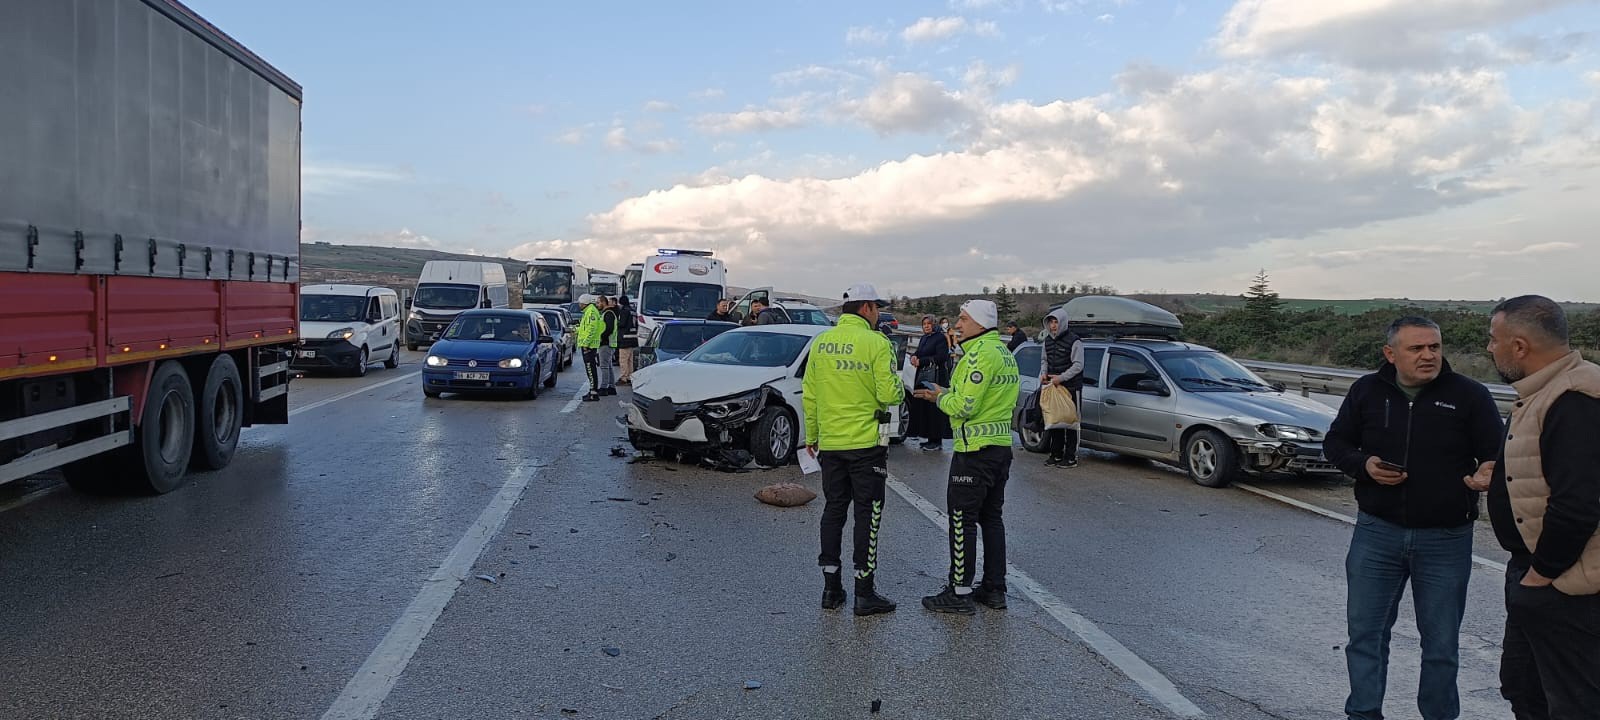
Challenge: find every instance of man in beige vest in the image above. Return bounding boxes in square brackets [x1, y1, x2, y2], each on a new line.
[1481, 295, 1600, 718]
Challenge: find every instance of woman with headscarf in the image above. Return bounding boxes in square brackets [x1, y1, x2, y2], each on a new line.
[908, 315, 953, 450]
[1040, 307, 1084, 467]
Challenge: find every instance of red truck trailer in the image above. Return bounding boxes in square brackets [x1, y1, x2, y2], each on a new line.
[0, 0, 301, 493]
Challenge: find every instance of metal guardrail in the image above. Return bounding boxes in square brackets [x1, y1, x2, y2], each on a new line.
[1239, 360, 1518, 416]
[888, 326, 1519, 415]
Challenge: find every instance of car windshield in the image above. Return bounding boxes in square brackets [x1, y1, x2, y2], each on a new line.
[657, 323, 736, 353]
[642, 282, 722, 318]
[523, 267, 574, 304]
[300, 295, 365, 323]
[592, 280, 619, 296]
[623, 269, 642, 298]
[414, 285, 479, 310]
[535, 311, 565, 331]
[682, 330, 810, 367]
[444, 315, 533, 343]
[1155, 351, 1275, 393]
[784, 308, 832, 325]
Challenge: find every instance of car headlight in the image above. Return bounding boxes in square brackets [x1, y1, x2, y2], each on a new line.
[425, 355, 447, 367]
[1258, 424, 1315, 441]
[498, 358, 525, 369]
[328, 327, 356, 340]
[703, 390, 762, 420]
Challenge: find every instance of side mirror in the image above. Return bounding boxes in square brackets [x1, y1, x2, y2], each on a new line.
[537, 334, 554, 344]
[481, 299, 492, 309]
[1135, 378, 1169, 395]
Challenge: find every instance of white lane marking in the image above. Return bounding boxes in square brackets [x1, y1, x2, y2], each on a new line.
[291, 372, 421, 417]
[1235, 482, 1508, 572]
[321, 465, 536, 720]
[560, 380, 591, 414]
[885, 475, 1207, 719]
[0, 485, 66, 513]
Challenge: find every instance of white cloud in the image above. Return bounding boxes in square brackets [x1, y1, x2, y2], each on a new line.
[603, 126, 681, 154]
[516, 61, 1598, 298]
[691, 88, 727, 100]
[1215, 0, 1589, 68]
[902, 16, 998, 44]
[302, 163, 412, 196]
[695, 94, 824, 134]
[842, 73, 976, 134]
[846, 26, 890, 46]
[1097, 13, 1115, 23]
[773, 65, 863, 86]
[553, 128, 586, 145]
[643, 100, 678, 112]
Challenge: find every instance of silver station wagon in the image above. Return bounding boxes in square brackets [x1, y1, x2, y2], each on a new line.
[1014, 298, 1341, 487]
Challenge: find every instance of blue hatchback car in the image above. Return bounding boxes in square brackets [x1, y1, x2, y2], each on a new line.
[423, 310, 559, 399]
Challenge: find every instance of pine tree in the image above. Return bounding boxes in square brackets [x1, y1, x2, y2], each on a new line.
[1242, 269, 1285, 335]
[994, 285, 1019, 320]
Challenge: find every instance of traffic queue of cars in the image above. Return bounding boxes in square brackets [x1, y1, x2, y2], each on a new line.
[296, 273, 1341, 485]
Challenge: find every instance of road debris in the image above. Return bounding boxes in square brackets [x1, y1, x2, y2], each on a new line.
[755, 483, 817, 507]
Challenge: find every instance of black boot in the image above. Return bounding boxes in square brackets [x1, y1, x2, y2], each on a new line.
[853, 577, 896, 616]
[582, 393, 600, 402]
[921, 585, 976, 615]
[821, 571, 846, 610]
[972, 582, 1008, 610]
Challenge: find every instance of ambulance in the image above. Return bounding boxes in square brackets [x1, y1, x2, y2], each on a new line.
[636, 250, 727, 336]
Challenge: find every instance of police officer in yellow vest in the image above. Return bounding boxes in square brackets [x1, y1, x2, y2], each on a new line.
[913, 299, 1019, 615]
[576, 294, 603, 402]
[802, 283, 905, 616]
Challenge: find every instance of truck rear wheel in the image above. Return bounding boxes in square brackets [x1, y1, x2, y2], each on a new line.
[191, 355, 243, 471]
[132, 361, 197, 494]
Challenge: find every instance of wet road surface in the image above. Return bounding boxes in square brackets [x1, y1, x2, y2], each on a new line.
[1, 354, 1518, 719]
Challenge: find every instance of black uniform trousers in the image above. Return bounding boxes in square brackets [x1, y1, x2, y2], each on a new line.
[947, 445, 1011, 589]
[818, 446, 888, 579]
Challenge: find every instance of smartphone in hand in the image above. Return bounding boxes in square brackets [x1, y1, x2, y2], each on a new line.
[1376, 460, 1406, 473]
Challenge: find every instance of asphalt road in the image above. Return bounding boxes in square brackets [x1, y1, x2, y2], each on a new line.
[0, 353, 1519, 719]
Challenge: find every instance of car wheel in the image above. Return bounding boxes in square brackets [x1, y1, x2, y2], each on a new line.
[407, 342, 419, 352]
[525, 369, 540, 400]
[1184, 429, 1238, 488]
[543, 362, 558, 388]
[384, 344, 399, 369]
[888, 399, 909, 445]
[1019, 424, 1047, 454]
[353, 348, 369, 377]
[424, 387, 442, 398]
[750, 407, 797, 467]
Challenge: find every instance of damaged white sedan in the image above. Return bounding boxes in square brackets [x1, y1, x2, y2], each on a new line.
[625, 325, 911, 468]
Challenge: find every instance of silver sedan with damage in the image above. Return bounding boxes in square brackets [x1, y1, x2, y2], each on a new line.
[1014, 338, 1341, 487]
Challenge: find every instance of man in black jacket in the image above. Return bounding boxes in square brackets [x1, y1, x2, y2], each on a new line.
[1005, 321, 1028, 351]
[1324, 316, 1503, 720]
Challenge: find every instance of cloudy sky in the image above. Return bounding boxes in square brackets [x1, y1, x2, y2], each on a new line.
[192, 0, 1600, 301]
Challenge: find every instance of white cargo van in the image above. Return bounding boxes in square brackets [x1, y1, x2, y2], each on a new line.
[590, 272, 621, 298]
[295, 285, 402, 376]
[406, 261, 510, 350]
[636, 250, 727, 336]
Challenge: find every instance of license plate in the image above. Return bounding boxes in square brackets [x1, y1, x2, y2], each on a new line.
[298, 350, 316, 358]
[430, 333, 440, 340]
[455, 371, 490, 381]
